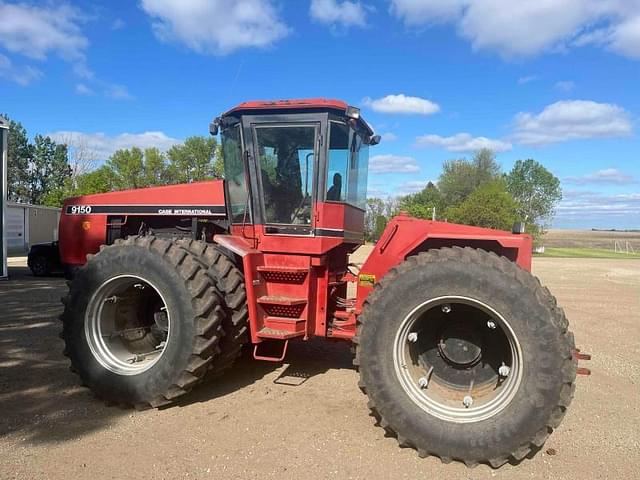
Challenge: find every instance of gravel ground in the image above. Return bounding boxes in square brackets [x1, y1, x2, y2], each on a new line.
[0, 253, 638, 480]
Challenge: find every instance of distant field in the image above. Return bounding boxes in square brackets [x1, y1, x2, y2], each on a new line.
[536, 247, 640, 259]
[542, 229, 640, 250]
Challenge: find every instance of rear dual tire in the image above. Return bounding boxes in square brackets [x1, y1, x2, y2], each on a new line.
[60, 236, 225, 407]
[175, 239, 249, 379]
[355, 247, 576, 467]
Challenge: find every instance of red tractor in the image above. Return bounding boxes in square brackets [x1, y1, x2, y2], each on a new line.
[59, 99, 578, 467]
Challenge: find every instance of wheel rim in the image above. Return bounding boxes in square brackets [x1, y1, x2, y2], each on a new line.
[85, 275, 171, 375]
[393, 296, 523, 423]
[32, 258, 47, 275]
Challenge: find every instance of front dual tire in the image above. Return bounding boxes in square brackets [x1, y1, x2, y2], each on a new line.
[355, 247, 577, 467]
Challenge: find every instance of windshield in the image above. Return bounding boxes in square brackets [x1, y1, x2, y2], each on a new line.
[255, 124, 316, 225]
[326, 121, 368, 209]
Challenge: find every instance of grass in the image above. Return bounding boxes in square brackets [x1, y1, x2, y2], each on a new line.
[535, 247, 640, 259]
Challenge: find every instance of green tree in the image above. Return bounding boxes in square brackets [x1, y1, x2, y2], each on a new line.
[106, 147, 145, 190]
[44, 166, 114, 206]
[167, 136, 222, 183]
[365, 198, 386, 241]
[27, 135, 71, 205]
[438, 149, 500, 206]
[142, 147, 169, 186]
[505, 159, 562, 235]
[399, 181, 444, 219]
[445, 180, 518, 230]
[2, 115, 32, 202]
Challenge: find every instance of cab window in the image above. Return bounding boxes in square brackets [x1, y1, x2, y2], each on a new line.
[326, 121, 369, 209]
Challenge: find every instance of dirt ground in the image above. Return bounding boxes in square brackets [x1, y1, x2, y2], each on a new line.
[1, 253, 639, 480]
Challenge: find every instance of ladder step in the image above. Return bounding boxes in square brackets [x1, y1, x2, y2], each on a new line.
[257, 266, 308, 283]
[257, 296, 307, 306]
[257, 328, 304, 340]
[264, 316, 305, 333]
[257, 266, 308, 273]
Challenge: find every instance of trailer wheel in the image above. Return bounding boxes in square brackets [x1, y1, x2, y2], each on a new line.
[176, 239, 249, 379]
[355, 247, 576, 467]
[60, 236, 224, 408]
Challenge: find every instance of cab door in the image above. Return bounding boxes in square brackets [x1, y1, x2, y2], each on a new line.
[243, 113, 326, 236]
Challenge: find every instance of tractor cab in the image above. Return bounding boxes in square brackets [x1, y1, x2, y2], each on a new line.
[212, 99, 379, 251]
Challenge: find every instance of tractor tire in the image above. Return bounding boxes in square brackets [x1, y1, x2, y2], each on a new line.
[175, 239, 249, 379]
[60, 236, 224, 408]
[354, 247, 576, 468]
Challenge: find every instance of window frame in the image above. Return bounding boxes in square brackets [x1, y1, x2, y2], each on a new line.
[221, 122, 252, 224]
[240, 112, 328, 234]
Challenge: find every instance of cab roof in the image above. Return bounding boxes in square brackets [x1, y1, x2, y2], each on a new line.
[224, 98, 348, 115]
[222, 98, 373, 135]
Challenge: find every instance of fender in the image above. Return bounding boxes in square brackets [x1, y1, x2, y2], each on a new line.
[356, 213, 532, 310]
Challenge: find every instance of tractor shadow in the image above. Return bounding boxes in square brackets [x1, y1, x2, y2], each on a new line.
[177, 337, 355, 407]
[1, 266, 356, 440]
[0, 266, 127, 445]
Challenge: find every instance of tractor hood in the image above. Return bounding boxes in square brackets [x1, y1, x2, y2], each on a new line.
[62, 180, 226, 217]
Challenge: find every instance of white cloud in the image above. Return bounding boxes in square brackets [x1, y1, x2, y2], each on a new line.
[395, 180, 433, 195]
[512, 100, 633, 146]
[75, 83, 94, 95]
[140, 0, 290, 55]
[565, 169, 637, 185]
[0, 2, 87, 61]
[416, 132, 512, 153]
[370, 154, 420, 173]
[310, 0, 368, 28]
[47, 131, 182, 162]
[607, 14, 640, 59]
[557, 190, 640, 220]
[390, 0, 465, 24]
[389, 0, 640, 60]
[380, 132, 398, 142]
[555, 80, 575, 92]
[363, 94, 440, 115]
[0, 53, 41, 85]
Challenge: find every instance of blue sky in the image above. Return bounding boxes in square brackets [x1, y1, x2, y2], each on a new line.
[1, 0, 639, 229]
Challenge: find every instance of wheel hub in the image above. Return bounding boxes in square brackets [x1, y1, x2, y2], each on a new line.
[393, 296, 523, 423]
[438, 323, 482, 367]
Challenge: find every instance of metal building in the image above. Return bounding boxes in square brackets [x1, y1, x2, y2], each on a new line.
[6, 202, 61, 254]
[1, 116, 8, 279]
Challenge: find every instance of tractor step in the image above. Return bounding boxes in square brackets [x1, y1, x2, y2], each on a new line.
[263, 316, 306, 333]
[257, 328, 304, 340]
[257, 266, 309, 283]
[257, 295, 307, 306]
[253, 339, 290, 362]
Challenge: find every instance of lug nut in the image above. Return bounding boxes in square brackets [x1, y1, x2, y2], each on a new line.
[487, 320, 496, 329]
[498, 365, 510, 377]
[408, 332, 418, 343]
[441, 304, 452, 314]
[462, 395, 473, 408]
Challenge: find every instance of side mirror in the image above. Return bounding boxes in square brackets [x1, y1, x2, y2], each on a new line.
[369, 134, 381, 146]
[209, 117, 220, 136]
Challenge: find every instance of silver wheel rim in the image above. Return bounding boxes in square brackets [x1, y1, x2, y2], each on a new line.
[85, 274, 171, 375]
[393, 296, 523, 423]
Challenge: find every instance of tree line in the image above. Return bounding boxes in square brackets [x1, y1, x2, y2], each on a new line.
[2, 114, 223, 207]
[365, 149, 562, 241]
